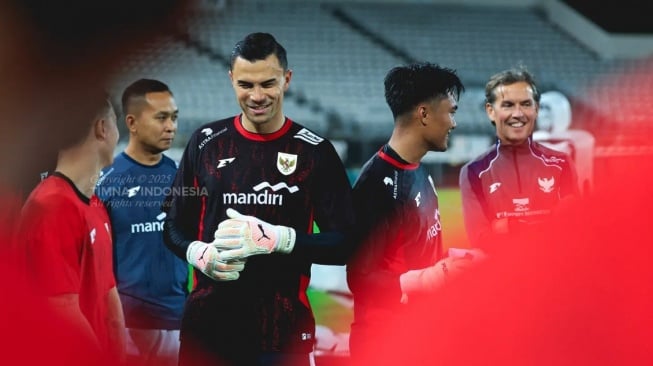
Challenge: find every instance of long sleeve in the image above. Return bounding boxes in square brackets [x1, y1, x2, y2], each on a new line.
[560, 156, 580, 199]
[346, 155, 418, 307]
[163, 218, 193, 261]
[162, 133, 202, 261]
[291, 139, 356, 265]
[459, 163, 494, 249]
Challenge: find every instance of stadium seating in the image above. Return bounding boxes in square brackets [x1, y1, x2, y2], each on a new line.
[108, 0, 650, 164]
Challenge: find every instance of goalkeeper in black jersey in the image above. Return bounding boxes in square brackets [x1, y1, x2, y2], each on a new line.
[163, 32, 355, 366]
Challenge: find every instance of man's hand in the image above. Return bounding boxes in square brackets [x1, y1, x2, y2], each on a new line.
[186, 241, 245, 281]
[448, 247, 487, 261]
[400, 253, 481, 301]
[213, 208, 296, 261]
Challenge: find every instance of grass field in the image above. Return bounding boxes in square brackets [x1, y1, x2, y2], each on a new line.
[437, 188, 470, 251]
[308, 288, 353, 334]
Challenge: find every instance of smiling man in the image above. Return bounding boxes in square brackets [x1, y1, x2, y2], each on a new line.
[162, 32, 355, 366]
[459, 67, 579, 251]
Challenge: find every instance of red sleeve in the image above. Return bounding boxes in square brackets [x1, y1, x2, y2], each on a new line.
[21, 195, 85, 295]
[93, 197, 116, 292]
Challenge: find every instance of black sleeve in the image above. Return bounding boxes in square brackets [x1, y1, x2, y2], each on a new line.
[345, 161, 406, 303]
[293, 230, 353, 265]
[163, 219, 192, 260]
[291, 140, 356, 265]
[162, 132, 202, 261]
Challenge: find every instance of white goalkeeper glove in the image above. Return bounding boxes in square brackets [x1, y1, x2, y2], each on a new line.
[186, 241, 245, 281]
[447, 247, 486, 261]
[213, 208, 296, 261]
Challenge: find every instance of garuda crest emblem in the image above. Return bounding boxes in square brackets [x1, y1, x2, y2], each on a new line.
[277, 152, 297, 176]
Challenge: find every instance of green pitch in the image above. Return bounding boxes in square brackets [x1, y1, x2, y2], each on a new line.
[307, 288, 353, 334]
[438, 188, 470, 250]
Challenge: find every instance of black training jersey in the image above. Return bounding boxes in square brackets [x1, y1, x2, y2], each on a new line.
[347, 145, 443, 324]
[163, 115, 354, 354]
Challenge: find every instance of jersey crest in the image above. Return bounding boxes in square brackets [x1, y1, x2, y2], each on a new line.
[277, 152, 297, 175]
[538, 177, 555, 193]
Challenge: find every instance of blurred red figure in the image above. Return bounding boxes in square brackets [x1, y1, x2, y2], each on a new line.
[0, 1, 192, 364]
[0, 262, 108, 366]
[358, 153, 653, 366]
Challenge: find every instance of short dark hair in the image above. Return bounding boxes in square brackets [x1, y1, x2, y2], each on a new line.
[121, 78, 172, 115]
[384, 62, 464, 119]
[485, 67, 540, 105]
[230, 32, 288, 71]
[62, 92, 115, 150]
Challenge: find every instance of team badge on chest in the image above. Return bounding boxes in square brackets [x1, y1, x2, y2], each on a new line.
[277, 152, 298, 175]
[538, 177, 555, 193]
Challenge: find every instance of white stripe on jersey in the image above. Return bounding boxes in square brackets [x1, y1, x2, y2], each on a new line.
[294, 128, 324, 145]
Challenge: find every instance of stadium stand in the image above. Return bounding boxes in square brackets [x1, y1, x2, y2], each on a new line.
[575, 56, 653, 148]
[109, 0, 651, 167]
[108, 35, 237, 140]
[182, 1, 407, 140]
[336, 3, 609, 82]
[108, 34, 329, 141]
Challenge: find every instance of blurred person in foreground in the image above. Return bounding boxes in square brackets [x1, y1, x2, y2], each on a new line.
[97, 79, 187, 366]
[17, 95, 125, 364]
[346, 62, 482, 364]
[0, 0, 192, 245]
[163, 32, 355, 365]
[0, 0, 192, 207]
[459, 67, 579, 251]
[359, 156, 653, 365]
[0, 1, 193, 364]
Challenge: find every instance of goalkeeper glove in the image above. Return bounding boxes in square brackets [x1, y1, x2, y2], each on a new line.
[213, 208, 296, 261]
[447, 247, 486, 261]
[399, 255, 476, 299]
[186, 241, 245, 281]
